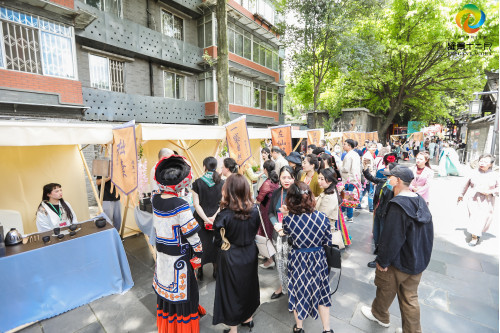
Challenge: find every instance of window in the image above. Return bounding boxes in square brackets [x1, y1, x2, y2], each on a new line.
[89, 54, 125, 92]
[164, 71, 185, 99]
[198, 14, 213, 48]
[162, 10, 183, 41]
[0, 7, 76, 78]
[199, 71, 214, 102]
[84, 0, 122, 18]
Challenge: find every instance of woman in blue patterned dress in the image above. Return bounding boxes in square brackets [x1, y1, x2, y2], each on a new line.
[281, 181, 333, 333]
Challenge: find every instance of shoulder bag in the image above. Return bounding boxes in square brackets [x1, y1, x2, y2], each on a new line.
[255, 206, 277, 258]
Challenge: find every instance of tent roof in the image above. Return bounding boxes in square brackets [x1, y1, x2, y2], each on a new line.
[0, 121, 113, 146]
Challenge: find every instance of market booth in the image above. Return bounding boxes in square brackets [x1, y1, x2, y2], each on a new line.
[0, 121, 133, 333]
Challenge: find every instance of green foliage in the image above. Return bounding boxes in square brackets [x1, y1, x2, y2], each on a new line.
[284, 0, 498, 135]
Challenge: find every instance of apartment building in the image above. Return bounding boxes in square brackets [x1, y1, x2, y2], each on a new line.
[0, 0, 284, 127]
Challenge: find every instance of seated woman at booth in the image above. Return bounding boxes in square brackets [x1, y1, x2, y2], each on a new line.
[36, 183, 78, 232]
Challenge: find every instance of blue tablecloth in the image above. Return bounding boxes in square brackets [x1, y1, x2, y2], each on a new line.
[0, 227, 134, 332]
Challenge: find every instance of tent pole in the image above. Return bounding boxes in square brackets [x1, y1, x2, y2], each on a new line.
[119, 195, 130, 239]
[293, 138, 303, 152]
[78, 144, 103, 214]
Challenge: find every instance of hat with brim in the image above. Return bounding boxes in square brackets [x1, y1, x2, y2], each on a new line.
[155, 155, 192, 195]
[285, 152, 302, 165]
[382, 165, 414, 182]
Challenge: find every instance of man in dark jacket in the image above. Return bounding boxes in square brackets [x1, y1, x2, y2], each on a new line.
[361, 165, 433, 333]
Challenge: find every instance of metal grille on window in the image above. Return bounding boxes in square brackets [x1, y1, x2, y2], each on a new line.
[2, 21, 42, 74]
[109, 59, 124, 92]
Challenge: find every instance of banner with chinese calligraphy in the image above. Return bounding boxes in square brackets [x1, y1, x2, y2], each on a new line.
[111, 120, 138, 195]
[307, 129, 323, 146]
[225, 116, 252, 166]
[270, 124, 292, 155]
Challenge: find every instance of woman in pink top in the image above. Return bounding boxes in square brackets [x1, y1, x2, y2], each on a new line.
[409, 151, 433, 204]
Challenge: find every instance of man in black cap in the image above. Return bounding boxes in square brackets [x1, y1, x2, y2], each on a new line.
[361, 165, 433, 333]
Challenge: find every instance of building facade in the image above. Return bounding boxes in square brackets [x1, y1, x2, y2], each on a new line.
[0, 0, 284, 127]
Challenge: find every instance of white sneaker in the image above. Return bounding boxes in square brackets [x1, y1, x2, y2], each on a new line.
[361, 306, 390, 328]
[345, 217, 354, 223]
[259, 262, 275, 269]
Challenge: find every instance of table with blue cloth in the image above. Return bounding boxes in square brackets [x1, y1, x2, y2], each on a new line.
[0, 219, 134, 332]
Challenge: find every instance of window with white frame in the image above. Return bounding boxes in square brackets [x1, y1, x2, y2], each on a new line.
[0, 7, 76, 78]
[229, 75, 278, 111]
[198, 71, 214, 102]
[198, 14, 213, 48]
[89, 54, 125, 92]
[84, 0, 122, 18]
[162, 10, 183, 41]
[164, 71, 185, 99]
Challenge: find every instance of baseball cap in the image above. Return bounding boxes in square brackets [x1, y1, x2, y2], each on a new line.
[382, 165, 414, 182]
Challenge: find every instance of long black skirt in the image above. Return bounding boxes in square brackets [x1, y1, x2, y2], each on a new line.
[212, 244, 260, 326]
[196, 223, 217, 265]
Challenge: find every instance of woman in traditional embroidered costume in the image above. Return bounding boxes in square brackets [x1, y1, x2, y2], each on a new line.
[152, 155, 205, 333]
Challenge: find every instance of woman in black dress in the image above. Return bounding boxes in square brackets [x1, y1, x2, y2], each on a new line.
[192, 156, 224, 280]
[213, 174, 260, 333]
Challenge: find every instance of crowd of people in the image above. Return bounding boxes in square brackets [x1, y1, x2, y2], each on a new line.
[33, 136, 497, 333]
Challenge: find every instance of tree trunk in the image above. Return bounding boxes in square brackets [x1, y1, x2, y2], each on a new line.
[313, 84, 319, 128]
[378, 100, 402, 141]
[216, 0, 230, 125]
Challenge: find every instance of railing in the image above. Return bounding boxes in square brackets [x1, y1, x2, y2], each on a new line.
[83, 88, 205, 123]
[75, 1, 203, 70]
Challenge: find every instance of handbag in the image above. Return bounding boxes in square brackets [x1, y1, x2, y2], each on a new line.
[323, 244, 341, 269]
[255, 206, 277, 258]
[332, 229, 345, 250]
[341, 182, 360, 208]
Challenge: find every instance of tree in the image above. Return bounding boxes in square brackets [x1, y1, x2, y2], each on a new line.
[346, 0, 498, 138]
[216, 0, 230, 125]
[283, 0, 381, 128]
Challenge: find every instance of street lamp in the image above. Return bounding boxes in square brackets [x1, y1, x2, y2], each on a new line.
[469, 99, 482, 116]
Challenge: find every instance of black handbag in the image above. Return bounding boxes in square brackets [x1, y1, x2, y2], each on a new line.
[323, 244, 342, 295]
[323, 244, 341, 269]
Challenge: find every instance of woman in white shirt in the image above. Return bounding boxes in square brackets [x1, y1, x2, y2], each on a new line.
[36, 183, 77, 232]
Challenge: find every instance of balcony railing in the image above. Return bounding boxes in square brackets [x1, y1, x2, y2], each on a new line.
[75, 1, 203, 70]
[83, 88, 205, 123]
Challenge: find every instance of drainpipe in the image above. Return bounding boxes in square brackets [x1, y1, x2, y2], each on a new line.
[147, 0, 154, 96]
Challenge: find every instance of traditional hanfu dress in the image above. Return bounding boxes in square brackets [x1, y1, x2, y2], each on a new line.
[284, 211, 332, 320]
[460, 169, 499, 237]
[212, 208, 260, 326]
[410, 166, 434, 204]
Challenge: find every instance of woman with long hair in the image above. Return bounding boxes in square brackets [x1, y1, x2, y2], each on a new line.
[221, 157, 239, 178]
[410, 151, 433, 204]
[36, 183, 78, 232]
[192, 156, 224, 280]
[213, 174, 260, 332]
[256, 159, 280, 269]
[267, 165, 294, 299]
[281, 181, 333, 333]
[319, 153, 341, 181]
[300, 154, 323, 197]
[152, 155, 205, 332]
[458, 154, 499, 246]
[317, 168, 351, 247]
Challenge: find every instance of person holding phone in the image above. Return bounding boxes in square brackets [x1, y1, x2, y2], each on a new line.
[267, 165, 294, 299]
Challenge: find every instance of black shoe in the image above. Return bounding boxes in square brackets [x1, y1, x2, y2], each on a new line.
[223, 329, 230, 333]
[197, 268, 204, 281]
[367, 260, 377, 268]
[241, 320, 254, 328]
[271, 291, 283, 299]
[322, 330, 334, 333]
[293, 324, 304, 333]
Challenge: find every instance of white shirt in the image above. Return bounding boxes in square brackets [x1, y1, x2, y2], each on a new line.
[36, 201, 78, 232]
[341, 150, 361, 185]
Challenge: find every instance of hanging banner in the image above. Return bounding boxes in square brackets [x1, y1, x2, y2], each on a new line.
[270, 124, 292, 155]
[225, 116, 252, 166]
[111, 120, 138, 195]
[307, 129, 323, 146]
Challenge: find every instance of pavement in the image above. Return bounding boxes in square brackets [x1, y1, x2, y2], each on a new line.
[17, 161, 499, 333]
